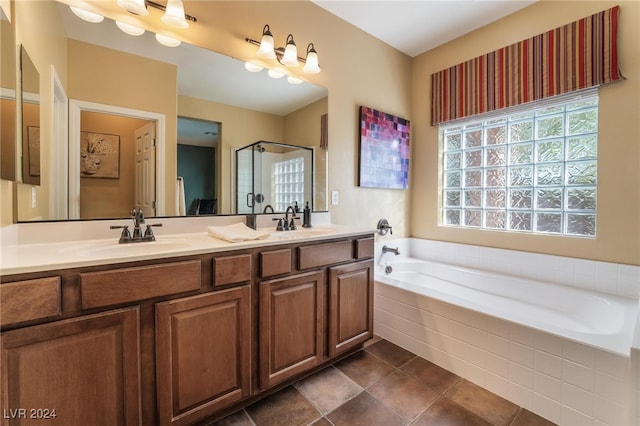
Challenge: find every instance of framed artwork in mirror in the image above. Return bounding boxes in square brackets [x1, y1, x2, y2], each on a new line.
[80, 131, 120, 179]
[358, 106, 410, 189]
[27, 126, 40, 177]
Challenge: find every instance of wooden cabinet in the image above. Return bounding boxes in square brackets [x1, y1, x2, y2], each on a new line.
[259, 270, 325, 389]
[155, 286, 251, 426]
[0, 307, 141, 425]
[328, 261, 374, 357]
[0, 231, 375, 425]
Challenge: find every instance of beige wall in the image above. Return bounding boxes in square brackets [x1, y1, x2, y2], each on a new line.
[411, 0, 640, 265]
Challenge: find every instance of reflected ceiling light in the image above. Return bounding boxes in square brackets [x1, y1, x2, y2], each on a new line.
[161, 0, 189, 29]
[245, 25, 320, 75]
[287, 76, 303, 85]
[69, 5, 104, 23]
[267, 69, 285, 79]
[115, 20, 145, 36]
[155, 33, 181, 47]
[117, 0, 148, 16]
[244, 62, 264, 73]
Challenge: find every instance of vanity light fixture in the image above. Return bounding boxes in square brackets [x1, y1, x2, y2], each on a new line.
[246, 24, 321, 74]
[69, 0, 196, 47]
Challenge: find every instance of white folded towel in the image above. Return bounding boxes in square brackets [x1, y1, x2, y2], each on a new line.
[207, 223, 270, 243]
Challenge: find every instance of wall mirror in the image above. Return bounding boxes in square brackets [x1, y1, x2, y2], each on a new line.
[15, 1, 328, 222]
[1, 8, 17, 181]
[20, 45, 40, 186]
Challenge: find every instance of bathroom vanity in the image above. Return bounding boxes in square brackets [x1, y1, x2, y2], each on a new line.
[0, 224, 374, 425]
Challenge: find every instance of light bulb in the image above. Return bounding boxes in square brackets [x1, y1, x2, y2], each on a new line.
[162, 0, 189, 29]
[257, 25, 276, 60]
[281, 34, 299, 67]
[155, 34, 181, 47]
[69, 6, 104, 23]
[302, 44, 321, 74]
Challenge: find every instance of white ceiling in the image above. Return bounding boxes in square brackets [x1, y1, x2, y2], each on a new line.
[311, 0, 537, 57]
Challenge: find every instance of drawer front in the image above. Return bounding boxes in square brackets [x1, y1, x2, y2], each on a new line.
[298, 241, 352, 270]
[213, 254, 252, 287]
[80, 260, 201, 309]
[0, 277, 61, 326]
[355, 237, 374, 259]
[260, 249, 292, 278]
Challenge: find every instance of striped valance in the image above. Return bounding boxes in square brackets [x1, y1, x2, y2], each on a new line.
[431, 6, 622, 125]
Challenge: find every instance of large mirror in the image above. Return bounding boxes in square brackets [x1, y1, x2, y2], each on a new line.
[14, 1, 328, 221]
[20, 45, 40, 186]
[0, 7, 17, 182]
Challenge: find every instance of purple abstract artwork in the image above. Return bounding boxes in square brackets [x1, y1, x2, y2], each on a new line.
[358, 106, 410, 189]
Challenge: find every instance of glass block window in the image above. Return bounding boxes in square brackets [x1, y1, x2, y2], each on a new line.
[441, 90, 598, 237]
[273, 157, 305, 212]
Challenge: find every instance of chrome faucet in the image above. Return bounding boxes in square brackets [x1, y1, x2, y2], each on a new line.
[110, 207, 162, 243]
[382, 245, 400, 256]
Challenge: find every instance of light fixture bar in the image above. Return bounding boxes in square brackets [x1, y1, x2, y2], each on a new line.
[144, 0, 197, 23]
[245, 38, 308, 63]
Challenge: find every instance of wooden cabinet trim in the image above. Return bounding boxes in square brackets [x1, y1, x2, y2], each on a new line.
[0, 277, 61, 327]
[297, 241, 352, 270]
[0, 307, 141, 425]
[212, 254, 252, 287]
[155, 286, 251, 426]
[355, 237, 375, 259]
[328, 261, 374, 357]
[260, 249, 292, 278]
[80, 260, 201, 309]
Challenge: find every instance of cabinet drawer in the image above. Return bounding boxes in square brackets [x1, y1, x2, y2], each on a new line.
[298, 241, 352, 270]
[260, 249, 292, 278]
[0, 277, 61, 326]
[213, 254, 252, 287]
[80, 260, 201, 309]
[355, 237, 374, 259]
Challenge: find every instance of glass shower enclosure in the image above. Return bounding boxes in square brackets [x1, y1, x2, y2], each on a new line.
[235, 141, 314, 214]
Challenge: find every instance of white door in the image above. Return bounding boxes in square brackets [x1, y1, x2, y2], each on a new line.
[135, 122, 156, 216]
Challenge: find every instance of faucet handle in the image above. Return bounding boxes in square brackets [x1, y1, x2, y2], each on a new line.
[110, 225, 131, 242]
[144, 223, 162, 240]
[273, 217, 285, 231]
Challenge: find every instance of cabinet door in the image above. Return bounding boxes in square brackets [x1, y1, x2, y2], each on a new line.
[0, 307, 141, 426]
[259, 270, 324, 389]
[328, 261, 374, 357]
[155, 286, 251, 426]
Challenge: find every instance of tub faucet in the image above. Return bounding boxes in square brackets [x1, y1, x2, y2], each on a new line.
[382, 245, 400, 256]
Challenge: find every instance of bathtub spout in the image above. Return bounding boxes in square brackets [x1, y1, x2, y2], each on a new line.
[382, 245, 400, 256]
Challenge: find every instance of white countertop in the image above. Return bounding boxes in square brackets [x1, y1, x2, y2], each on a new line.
[1, 219, 373, 276]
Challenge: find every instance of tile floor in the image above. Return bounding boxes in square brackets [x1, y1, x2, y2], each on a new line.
[210, 338, 556, 426]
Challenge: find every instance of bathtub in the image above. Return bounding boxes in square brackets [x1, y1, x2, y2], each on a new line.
[375, 257, 638, 356]
[373, 243, 640, 425]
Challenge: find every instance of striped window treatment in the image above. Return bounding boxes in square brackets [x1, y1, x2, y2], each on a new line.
[431, 6, 622, 125]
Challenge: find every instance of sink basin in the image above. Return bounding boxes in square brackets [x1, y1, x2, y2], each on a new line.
[59, 239, 195, 258]
[267, 227, 335, 240]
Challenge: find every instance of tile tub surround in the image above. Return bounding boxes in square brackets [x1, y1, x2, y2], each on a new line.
[373, 238, 640, 425]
